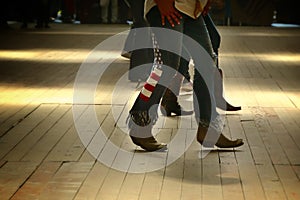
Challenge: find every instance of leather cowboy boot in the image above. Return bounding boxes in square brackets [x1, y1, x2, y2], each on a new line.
[215, 68, 241, 111]
[129, 111, 167, 151]
[130, 133, 167, 152]
[197, 122, 244, 148]
[161, 88, 193, 116]
[160, 73, 193, 116]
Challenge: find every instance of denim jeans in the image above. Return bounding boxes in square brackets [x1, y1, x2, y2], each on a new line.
[100, 0, 118, 23]
[124, 0, 154, 81]
[179, 14, 220, 80]
[130, 6, 218, 125]
[204, 14, 221, 55]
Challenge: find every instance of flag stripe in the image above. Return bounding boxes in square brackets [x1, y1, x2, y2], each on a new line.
[139, 93, 150, 101]
[144, 83, 155, 92]
[150, 71, 160, 81]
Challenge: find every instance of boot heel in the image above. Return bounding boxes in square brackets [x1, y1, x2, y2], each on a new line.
[130, 136, 167, 151]
[129, 114, 167, 152]
[197, 124, 244, 148]
[160, 105, 193, 116]
[160, 106, 172, 116]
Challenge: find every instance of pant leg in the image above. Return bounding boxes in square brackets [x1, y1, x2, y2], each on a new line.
[204, 14, 221, 68]
[111, 0, 118, 23]
[204, 14, 221, 54]
[178, 46, 191, 82]
[100, 0, 109, 23]
[127, 0, 148, 27]
[183, 16, 218, 123]
[179, 15, 220, 81]
[129, 6, 183, 124]
[125, 0, 153, 81]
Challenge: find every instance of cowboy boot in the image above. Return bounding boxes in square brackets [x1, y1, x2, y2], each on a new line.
[161, 88, 193, 116]
[215, 68, 241, 111]
[129, 111, 167, 151]
[197, 122, 244, 148]
[160, 73, 193, 116]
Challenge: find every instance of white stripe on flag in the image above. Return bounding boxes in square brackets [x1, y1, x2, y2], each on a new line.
[153, 67, 163, 76]
[147, 77, 158, 86]
[141, 88, 152, 98]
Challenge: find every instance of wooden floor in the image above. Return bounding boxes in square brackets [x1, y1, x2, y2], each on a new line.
[0, 23, 299, 200]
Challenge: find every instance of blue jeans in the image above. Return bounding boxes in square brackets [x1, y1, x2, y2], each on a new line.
[179, 14, 220, 81]
[204, 14, 221, 55]
[130, 6, 218, 125]
[124, 0, 153, 81]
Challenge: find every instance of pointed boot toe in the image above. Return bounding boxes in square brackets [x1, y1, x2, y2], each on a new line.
[197, 125, 244, 148]
[130, 136, 167, 152]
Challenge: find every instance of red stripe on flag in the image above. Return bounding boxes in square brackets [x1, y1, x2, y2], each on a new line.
[144, 83, 155, 92]
[150, 72, 160, 81]
[139, 93, 150, 101]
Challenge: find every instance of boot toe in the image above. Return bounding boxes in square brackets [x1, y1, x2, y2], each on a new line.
[226, 104, 242, 111]
[131, 136, 168, 152]
[216, 138, 244, 148]
[139, 142, 168, 152]
[160, 105, 193, 116]
[234, 139, 244, 147]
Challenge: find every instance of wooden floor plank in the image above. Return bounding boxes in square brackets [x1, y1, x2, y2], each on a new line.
[180, 130, 202, 200]
[21, 108, 74, 162]
[10, 162, 62, 200]
[256, 164, 288, 200]
[0, 104, 57, 160]
[275, 165, 300, 200]
[84, 102, 143, 199]
[78, 105, 116, 162]
[250, 78, 293, 108]
[228, 115, 266, 200]
[275, 108, 300, 151]
[267, 108, 300, 165]
[44, 126, 85, 162]
[95, 128, 131, 200]
[0, 104, 38, 137]
[116, 130, 174, 200]
[202, 152, 223, 200]
[74, 162, 109, 200]
[159, 128, 188, 200]
[95, 169, 127, 200]
[219, 121, 244, 200]
[4, 105, 69, 161]
[136, 129, 172, 200]
[257, 108, 290, 165]
[117, 173, 145, 200]
[292, 165, 300, 181]
[180, 160, 202, 200]
[242, 119, 271, 165]
[285, 91, 300, 108]
[138, 170, 165, 200]
[116, 149, 146, 200]
[37, 162, 94, 200]
[225, 78, 258, 107]
[0, 162, 38, 199]
[237, 163, 266, 200]
[220, 162, 244, 200]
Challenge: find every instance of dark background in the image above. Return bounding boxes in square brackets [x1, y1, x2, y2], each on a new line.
[1, 0, 299, 26]
[211, 0, 300, 26]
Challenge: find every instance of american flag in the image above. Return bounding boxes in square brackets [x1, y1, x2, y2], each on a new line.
[139, 33, 163, 102]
